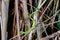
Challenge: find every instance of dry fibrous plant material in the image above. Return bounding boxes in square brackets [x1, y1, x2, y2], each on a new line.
[20, 0, 31, 28]
[1, 0, 60, 40]
[40, 31, 60, 40]
[1, 0, 9, 40]
[0, 0, 1, 24]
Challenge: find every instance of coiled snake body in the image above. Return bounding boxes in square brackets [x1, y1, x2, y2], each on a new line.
[20, 0, 46, 35]
[20, 8, 38, 35]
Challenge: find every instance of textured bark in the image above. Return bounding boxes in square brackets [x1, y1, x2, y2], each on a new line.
[1, 0, 9, 40]
[20, 0, 30, 30]
[0, 0, 1, 40]
[15, 0, 21, 40]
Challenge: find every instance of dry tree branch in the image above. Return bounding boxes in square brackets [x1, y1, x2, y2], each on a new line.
[29, 0, 33, 12]
[1, 0, 9, 40]
[36, 0, 47, 40]
[39, 0, 53, 20]
[20, 0, 31, 40]
[28, 0, 47, 40]
[9, 18, 60, 40]
[0, 1, 1, 24]
[40, 31, 60, 40]
[15, 0, 21, 40]
[50, 0, 59, 32]
[9, 0, 60, 40]
[20, 0, 30, 28]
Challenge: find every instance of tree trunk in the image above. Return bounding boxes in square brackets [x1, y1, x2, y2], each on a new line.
[1, 0, 9, 40]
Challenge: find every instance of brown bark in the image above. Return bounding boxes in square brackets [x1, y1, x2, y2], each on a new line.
[20, 0, 30, 29]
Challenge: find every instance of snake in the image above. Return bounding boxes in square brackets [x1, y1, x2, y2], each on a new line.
[20, 8, 38, 35]
[20, 0, 46, 35]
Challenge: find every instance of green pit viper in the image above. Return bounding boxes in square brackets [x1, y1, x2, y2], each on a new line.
[20, 8, 38, 34]
[19, 0, 46, 35]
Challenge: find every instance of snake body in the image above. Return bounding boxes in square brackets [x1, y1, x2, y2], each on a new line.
[20, 8, 38, 34]
[20, 0, 46, 35]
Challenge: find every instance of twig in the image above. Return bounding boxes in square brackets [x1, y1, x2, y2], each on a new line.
[9, 19, 60, 40]
[20, 0, 30, 29]
[15, 0, 21, 40]
[39, 0, 53, 20]
[44, 9, 60, 23]
[40, 31, 60, 40]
